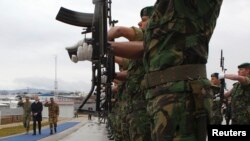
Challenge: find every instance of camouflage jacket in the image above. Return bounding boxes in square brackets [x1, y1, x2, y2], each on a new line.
[18, 100, 32, 116]
[144, 0, 223, 72]
[230, 75, 250, 124]
[44, 102, 59, 118]
[126, 59, 145, 102]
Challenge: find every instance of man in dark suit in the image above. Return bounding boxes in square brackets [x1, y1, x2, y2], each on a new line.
[31, 95, 43, 135]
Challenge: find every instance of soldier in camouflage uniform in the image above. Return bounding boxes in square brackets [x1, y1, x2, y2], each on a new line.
[108, 6, 154, 141]
[18, 96, 32, 134]
[222, 62, 250, 124]
[125, 6, 153, 141]
[142, 0, 223, 140]
[44, 97, 59, 134]
[210, 72, 223, 125]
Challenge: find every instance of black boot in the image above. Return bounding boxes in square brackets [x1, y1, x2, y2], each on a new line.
[54, 123, 57, 133]
[50, 129, 53, 135]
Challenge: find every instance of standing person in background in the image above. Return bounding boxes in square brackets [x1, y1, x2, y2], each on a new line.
[210, 72, 223, 125]
[88, 107, 92, 120]
[31, 95, 43, 135]
[74, 109, 78, 118]
[17, 96, 32, 134]
[222, 62, 250, 124]
[44, 97, 59, 134]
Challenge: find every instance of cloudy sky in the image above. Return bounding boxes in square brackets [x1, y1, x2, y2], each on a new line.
[0, 0, 249, 92]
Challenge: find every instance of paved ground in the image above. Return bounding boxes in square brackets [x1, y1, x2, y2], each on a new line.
[0, 115, 111, 141]
[39, 115, 110, 141]
[0, 122, 80, 141]
[40, 118, 110, 141]
[0, 117, 71, 130]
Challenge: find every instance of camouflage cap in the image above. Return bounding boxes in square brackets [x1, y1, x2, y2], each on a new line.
[140, 6, 154, 17]
[238, 62, 250, 68]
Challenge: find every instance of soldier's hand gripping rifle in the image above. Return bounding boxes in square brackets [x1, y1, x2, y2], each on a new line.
[56, 0, 117, 118]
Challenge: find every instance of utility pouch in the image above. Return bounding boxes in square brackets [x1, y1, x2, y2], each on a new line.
[189, 79, 211, 111]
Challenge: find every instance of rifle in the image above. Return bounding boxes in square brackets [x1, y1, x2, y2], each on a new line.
[219, 49, 227, 107]
[56, 0, 117, 122]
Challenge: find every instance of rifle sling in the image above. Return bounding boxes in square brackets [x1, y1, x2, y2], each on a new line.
[144, 64, 207, 89]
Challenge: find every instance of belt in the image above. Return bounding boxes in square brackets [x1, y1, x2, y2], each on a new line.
[143, 64, 207, 89]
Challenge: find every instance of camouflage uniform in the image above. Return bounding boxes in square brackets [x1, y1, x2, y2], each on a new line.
[113, 26, 149, 141]
[109, 60, 130, 141]
[18, 99, 32, 133]
[113, 81, 126, 141]
[210, 85, 223, 125]
[124, 27, 151, 141]
[126, 59, 151, 141]
[44, 99, 59, 134]
[143, 0, 223, 140]
[230, 75, 250, 124]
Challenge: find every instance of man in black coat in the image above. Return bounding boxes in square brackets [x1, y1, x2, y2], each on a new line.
[31, 95, 43, 135]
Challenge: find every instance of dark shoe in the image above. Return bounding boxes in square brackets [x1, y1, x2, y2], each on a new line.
[54, 128, 57, 133]
[32, 133, 36, 135]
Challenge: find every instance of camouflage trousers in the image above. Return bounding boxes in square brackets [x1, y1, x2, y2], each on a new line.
[23, 114, 31, 131]
[231, 110, 250, 125]
[147, 92, 212, 141]
[48, 116, 58, 124]
[126, 108, 151, 141]
[210, 101, 223, 125]
[113, 102, 128, 141]
[109, 106, 122, 141]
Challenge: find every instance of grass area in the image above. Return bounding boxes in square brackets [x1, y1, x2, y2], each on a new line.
[0, 122, 50, 137]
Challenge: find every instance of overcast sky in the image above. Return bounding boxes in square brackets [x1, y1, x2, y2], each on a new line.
[0, 0, 249, 92]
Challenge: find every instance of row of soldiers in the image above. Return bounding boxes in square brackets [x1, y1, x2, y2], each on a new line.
[210, 63, 250, 126]
[106, 6, 154, 141]
[17, 96, 59, 135]
[66, 1, 250, 141]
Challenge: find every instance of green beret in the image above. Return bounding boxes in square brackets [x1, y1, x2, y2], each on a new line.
[140, 6, 154, 17]
[211, 72, 219, 78]
[238, 62, 250, 68]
